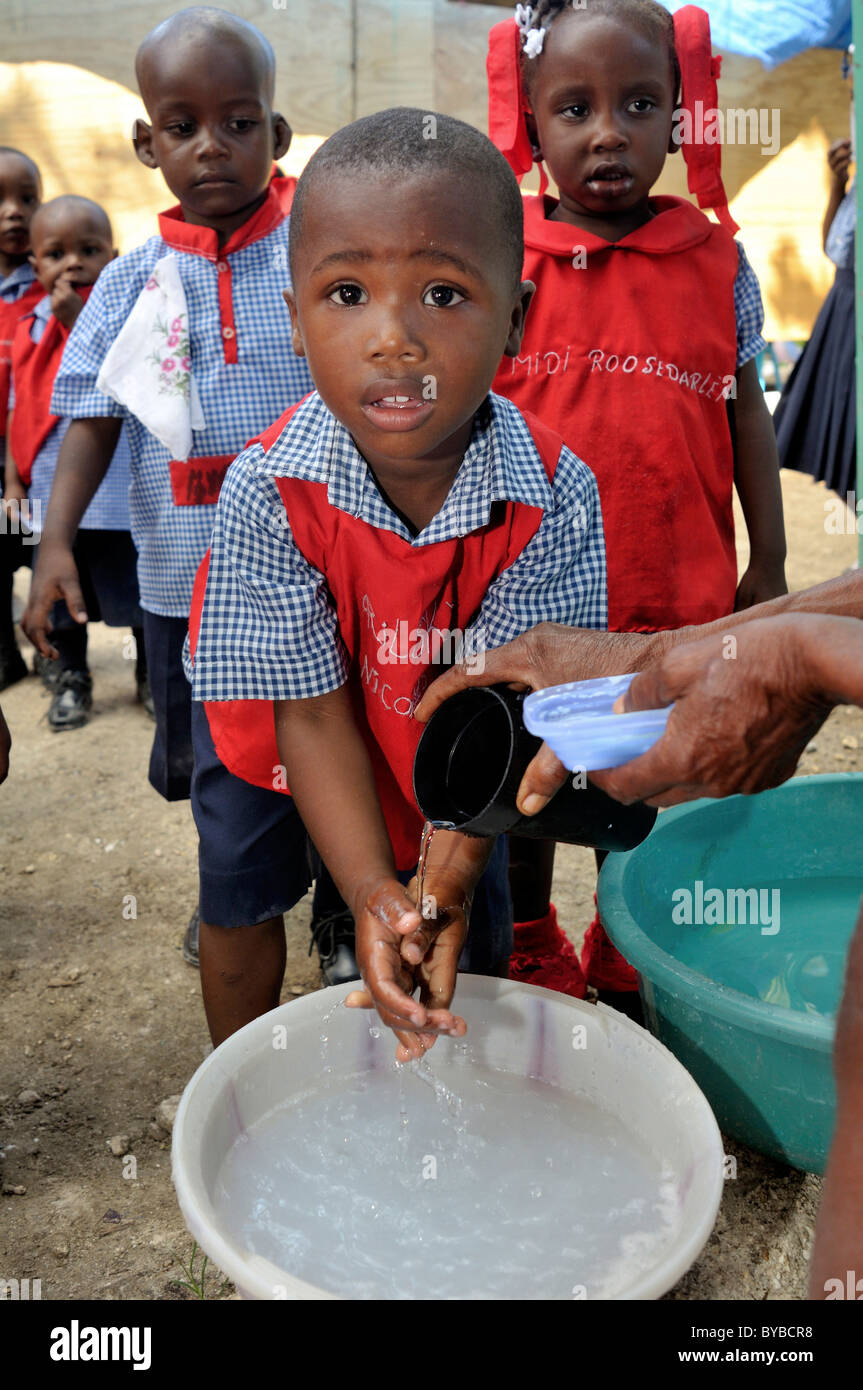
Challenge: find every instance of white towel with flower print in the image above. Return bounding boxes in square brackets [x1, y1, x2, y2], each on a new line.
[96, 252, 205, 461]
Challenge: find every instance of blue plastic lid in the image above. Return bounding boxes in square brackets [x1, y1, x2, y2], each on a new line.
[523, 673, 672, 772]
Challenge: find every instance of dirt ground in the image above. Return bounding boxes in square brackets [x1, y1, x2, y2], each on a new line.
[0, 466, 860, 1302]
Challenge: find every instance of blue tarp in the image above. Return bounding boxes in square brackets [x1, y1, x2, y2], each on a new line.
[666, 0, 851, 68]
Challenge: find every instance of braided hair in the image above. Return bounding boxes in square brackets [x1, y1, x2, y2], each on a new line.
[517, 0, 680, 99]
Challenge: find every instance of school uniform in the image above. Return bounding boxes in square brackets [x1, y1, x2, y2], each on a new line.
[9, 292, 142, 662]
[0, 262, 42, 441]
[186, 389, 607, 957]
[1, 262, 43, 674]
[774, 185, 856, 498]
[492, 195, 767, 633]
[486, 7, 770, 994]
[51, 181, 314, 797]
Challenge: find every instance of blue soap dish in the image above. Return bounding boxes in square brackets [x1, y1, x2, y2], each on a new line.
[523, 674, 672, 772]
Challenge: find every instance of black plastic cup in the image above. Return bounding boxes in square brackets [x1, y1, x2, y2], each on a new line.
[413, 685, 656, 851]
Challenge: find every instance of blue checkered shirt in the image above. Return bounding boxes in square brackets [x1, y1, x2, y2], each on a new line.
[190, 391, 607, 702]
[734, 242, 766, 366]
[14, 296, 132, 532]
[51, 212, 313, 617]
[0, 262, 36, 305]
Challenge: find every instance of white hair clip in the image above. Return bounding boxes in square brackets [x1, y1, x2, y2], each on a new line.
[514, 4, 535, 36]
[514, 4, 546, 58]
[522, 27, 546, 58]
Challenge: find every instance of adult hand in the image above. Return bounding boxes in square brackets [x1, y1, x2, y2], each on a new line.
[21, 541, 87, 660]
[346, 877, 467, 1062]
[415, 624, 667, 818]
[589, 614, 836, 807]
[0, 704, 10, 785]
[415, 623, 662, 724]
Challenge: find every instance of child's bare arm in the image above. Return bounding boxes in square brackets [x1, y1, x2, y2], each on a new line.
[22, 417, 121, 656]
[275, 685, 400, 911]
[731, 359, 787, 611]
[2, 423, 27, 515]
[274, 687, 475, 1056]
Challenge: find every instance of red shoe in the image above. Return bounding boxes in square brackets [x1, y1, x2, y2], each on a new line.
[508, 904, 587, 998]
[581, 902, 640, 993]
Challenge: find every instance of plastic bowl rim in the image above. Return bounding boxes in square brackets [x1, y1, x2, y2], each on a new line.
[171, 975, 724, 1301]
[597, 773, 863, 1050]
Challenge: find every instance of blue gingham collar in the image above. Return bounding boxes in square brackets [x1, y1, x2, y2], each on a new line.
[261, 390, 555, 542]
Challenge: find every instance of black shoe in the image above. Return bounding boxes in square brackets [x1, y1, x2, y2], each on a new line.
[47, 670, 93, 731]
[0, 647, 27, 692]
[182, 908, 200, 968]
[136, 674, 156, 720]
[309, 908, 360, 986]
[33, 650, 60, 690]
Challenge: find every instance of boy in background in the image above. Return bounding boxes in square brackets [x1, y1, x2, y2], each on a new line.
[0, 148, 42, 690]
[21, 8, 350, 974]
[3, 196, 146, 730]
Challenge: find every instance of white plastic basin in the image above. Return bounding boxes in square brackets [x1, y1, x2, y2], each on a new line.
[172, 975, 723, 1300]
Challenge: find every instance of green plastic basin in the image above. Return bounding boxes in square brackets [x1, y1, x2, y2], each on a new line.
[598, 773, 863, 1173]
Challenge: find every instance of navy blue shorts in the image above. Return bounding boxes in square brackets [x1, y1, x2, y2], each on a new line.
[190, 699, 513, 972]
[47, 531, 143, 631]
[140, 610, 194, 802]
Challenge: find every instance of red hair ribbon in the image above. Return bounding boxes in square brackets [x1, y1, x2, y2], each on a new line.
[487, 6, 738, 234]
[673, 5, 739, 234]
[487, 17, 548, 193]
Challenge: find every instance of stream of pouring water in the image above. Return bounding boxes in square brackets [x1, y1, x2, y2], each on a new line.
[416, 820, 436, 916]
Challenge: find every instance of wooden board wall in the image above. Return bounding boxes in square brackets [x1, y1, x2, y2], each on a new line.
[0, 0, 853, 338]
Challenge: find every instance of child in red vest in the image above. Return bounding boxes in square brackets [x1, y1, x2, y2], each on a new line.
[19, 10, 352, 977]
[0, 147, 43, 691]
[487, 0, 787, 1008]
[188, 107, 608, 1056]
[4, 195, 147, 729]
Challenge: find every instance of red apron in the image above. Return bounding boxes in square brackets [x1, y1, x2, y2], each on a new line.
[189, 402, 563, 869]
[8, 287, 93, 486]
[0, 281, 43, 440]
[493, 195, 740, 632]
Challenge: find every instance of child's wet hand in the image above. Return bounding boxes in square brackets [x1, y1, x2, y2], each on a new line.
[349, 878, 465, 1060]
